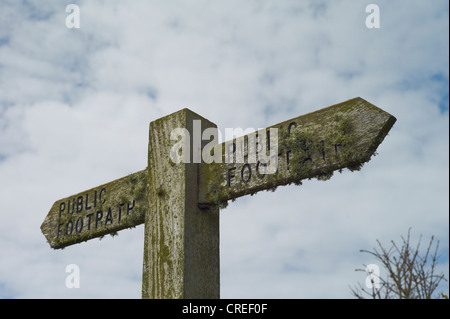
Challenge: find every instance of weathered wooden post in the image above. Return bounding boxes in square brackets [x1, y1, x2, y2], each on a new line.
[41, 97, 396, 299]
[142, 109, 220, 298]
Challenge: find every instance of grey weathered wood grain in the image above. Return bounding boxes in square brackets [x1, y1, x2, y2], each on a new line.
[142, 109, 220, 299]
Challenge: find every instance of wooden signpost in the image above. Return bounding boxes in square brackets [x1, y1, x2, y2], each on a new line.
[41, 97, 396, 298]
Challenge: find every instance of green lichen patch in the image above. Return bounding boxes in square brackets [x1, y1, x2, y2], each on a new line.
[330, 114, 364, 171]
[280, 127, 324, 181]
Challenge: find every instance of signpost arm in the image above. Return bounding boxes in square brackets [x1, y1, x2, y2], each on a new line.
[142, 109, 220, 299]
[198, 97, 396, 206]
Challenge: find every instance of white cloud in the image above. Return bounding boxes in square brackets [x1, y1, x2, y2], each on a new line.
[0, 0, 448, 298]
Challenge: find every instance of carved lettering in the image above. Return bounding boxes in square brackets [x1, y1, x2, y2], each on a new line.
[127, 200, 135, 215]
[222, 135, 337, 188]
[59, 202, 65, 218]
[241, 163, 252, 183]
[85, 194, 91, 210]
[75, 217, 83, 233]
[288, 122, 297, 135]
[95, 211, 103, 229]
[86, 213, 93, 230]
[52, 195, 140, 241]
[105, 207, 113, 226]
[76, 196, 83, 213]
[66, 220, 73, 236]
[256, 160, 266, 179]
[117, 203, 124, 223]
[227, 167, 236, 187]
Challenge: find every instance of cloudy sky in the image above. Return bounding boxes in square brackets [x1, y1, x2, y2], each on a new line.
[0, 0, 448, 298]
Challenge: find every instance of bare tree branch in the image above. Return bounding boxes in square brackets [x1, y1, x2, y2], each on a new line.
[350, 229, 447, 299]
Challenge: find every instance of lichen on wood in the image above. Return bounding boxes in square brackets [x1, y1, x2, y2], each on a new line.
[198, 97, 396, 207]
[41, 169, 148, 249]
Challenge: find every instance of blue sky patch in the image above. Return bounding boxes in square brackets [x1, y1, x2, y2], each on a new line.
[431, 73, 449, 113]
